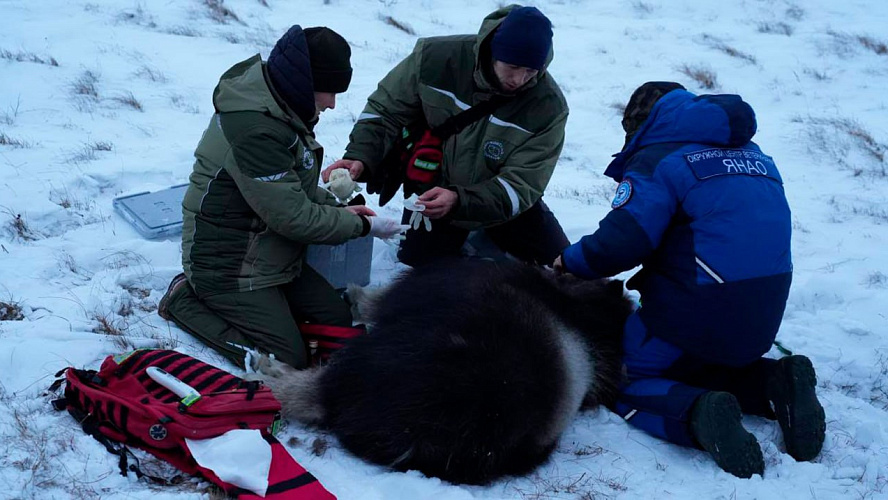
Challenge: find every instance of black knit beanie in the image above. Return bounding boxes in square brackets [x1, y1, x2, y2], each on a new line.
[304, 27, 352, 93]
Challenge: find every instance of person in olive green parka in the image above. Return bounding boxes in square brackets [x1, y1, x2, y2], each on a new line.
[324, 5, 570, 267]
[158, 25, 406, 369]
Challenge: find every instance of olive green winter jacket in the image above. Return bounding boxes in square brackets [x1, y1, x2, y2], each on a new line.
[344, 5, 568, 230]
[181, 55, 364, 297]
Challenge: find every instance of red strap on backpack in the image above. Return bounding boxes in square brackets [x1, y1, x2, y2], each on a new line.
[203, 435, 335, 500]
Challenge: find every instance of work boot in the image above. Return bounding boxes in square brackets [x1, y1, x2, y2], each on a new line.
[691, 391, 764, 478]
[766, 355, 826, 461]
[157, 273, 188, 321]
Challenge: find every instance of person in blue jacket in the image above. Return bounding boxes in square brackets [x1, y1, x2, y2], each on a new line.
[554, 82, 826, 477]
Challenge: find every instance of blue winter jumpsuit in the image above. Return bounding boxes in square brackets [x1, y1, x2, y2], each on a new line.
[561, 89, 792, 446]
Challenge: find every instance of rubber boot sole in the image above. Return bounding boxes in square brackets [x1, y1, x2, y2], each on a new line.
[767, 355, 826, 461]
[691, 391, 764, 478]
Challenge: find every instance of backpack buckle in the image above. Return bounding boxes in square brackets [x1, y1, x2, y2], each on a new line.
[240, 380, 260, 401]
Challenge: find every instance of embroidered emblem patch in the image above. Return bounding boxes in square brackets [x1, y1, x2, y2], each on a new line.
[302, 148, 315, 170]
[611, 180, 633, 209]
[149, 424, 168, 441]
[483, 140, 505, 161]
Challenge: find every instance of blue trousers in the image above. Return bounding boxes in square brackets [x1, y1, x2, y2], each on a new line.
[615, 311, 777, 447]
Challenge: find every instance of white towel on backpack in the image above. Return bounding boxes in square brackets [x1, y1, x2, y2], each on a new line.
[185, 429, 271, 496]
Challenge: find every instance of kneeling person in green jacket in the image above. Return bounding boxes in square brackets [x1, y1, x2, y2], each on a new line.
[158, 25, 406, 369]
[323, 5, 570, 267]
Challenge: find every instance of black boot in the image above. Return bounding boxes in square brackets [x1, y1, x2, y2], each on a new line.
[691, 391, 764, 478]
[766, 355, 826, 461]
[157, 273, 188, 321]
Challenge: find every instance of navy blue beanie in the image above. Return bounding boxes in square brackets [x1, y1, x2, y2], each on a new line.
[267, 25, 316, 123]
[490, 7, 553, 71]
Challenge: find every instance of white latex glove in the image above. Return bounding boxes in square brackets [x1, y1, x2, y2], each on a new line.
[368, 217, 410, 241]
[404, 193, 432, 232]
[323, 168, 361, 202]
[408, 210, 433, 231]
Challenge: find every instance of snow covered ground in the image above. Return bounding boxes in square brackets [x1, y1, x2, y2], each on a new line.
[1, 0, 887, 498]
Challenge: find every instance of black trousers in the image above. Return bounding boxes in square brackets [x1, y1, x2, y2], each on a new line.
[397, 199, 569, 267]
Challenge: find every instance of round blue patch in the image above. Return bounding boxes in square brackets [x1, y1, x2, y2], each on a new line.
[611, 180, 633, 209]
[302, 148, 315, 170]
[483, 140, 505, 161]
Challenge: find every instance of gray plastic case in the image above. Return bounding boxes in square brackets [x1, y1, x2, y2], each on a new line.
[113, 184, 188, 239]
[306, 237, 373, 288]
[113, 183, 372, 287]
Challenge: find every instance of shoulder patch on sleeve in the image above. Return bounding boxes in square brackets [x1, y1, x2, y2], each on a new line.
[611, 180, 633, 209]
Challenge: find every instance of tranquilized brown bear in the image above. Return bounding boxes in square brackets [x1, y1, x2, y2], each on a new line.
[249, 259, 632, 484]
